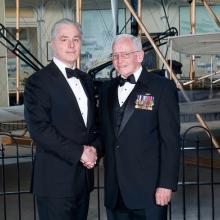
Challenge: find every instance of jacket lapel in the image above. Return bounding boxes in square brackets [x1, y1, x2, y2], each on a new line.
[78, 72, 93, 129]
[118, 69, 150, 136]
[49, 62, 88, 128]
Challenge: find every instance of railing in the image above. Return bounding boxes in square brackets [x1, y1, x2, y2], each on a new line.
[0, 133, 36, 220]
[0, 125, 220, 219]
[168, 126, 220, 219]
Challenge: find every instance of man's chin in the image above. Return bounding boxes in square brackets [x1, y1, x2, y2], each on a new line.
[63, 60, 77, 67]
[119, 72, 131, 78]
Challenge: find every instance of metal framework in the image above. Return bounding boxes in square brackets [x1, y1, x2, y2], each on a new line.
[0, 23, 44, 72]
[123, 0, 220, 151]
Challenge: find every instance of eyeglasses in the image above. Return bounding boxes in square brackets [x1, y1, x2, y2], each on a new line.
[111, 51, 140, 60]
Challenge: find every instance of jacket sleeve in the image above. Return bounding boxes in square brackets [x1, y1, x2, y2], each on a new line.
[24, 74, 83, 165]
[158, 80, 180, 191]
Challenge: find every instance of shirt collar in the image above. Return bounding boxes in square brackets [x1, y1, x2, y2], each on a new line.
[133, 66, 142, 82]
[120, 66, 142, 81]
[53, 57, 76, 78]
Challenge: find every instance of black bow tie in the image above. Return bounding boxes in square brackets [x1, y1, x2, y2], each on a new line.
[65, 68, 79, 79]
[118, 74, 136, 87]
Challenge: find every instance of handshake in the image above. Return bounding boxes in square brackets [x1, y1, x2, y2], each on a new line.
[80, 145, 98, 169]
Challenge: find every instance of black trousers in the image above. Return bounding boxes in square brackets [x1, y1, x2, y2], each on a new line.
[36, 192, 90, 220]
[106, 206, 167, 220]
[106, 190, 167, 220]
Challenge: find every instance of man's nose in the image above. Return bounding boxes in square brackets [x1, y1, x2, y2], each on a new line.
[69, 39, 75, 47]
[117, 55, 124, 63]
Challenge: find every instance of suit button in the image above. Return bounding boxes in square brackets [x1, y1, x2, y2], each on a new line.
[115, 145, 120, 149]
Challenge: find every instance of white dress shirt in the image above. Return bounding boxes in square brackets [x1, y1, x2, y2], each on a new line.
[53, 57, 88, 126]
[118, 66, 142, 107]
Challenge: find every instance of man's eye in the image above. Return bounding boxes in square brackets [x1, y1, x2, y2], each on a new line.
[112, 54, 118, 59]
[122, 53, 129, 58]
[73, 38, 79, 42]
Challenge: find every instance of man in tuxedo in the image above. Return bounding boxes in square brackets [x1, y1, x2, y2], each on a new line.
[100, 34, 180, 220]
[24, 18, 100, 220]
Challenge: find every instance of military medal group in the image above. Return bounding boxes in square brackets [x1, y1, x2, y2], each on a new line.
[135, 94, 154, 110]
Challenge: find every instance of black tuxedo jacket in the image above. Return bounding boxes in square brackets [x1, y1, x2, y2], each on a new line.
[24, 61, 100, 197]
[100, 68, 180, 209]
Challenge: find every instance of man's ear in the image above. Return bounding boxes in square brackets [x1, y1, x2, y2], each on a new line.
[51, 40, 55, 50]
[137, 50, 144, 63]
[50, 40, 55, 56]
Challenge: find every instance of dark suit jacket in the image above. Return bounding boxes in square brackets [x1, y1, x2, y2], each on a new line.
[100, 68, 180, 210]
[24, 61, 100, 197]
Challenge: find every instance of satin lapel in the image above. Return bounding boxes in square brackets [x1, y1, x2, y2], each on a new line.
[118, 70, 149, 136]
[49, 63, 86, 127]
[118, 85, 138, 136]
[77, 72, 93, 129]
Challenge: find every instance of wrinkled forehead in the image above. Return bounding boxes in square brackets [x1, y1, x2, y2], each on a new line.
[112, 38, 135, 53]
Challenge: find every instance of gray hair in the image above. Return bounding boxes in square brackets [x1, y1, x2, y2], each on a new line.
[112, 34, 143, 51]
[51, 18, 82, 40]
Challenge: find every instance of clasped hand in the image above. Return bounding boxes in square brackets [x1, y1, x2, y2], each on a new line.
[80, 145, 97, 169]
